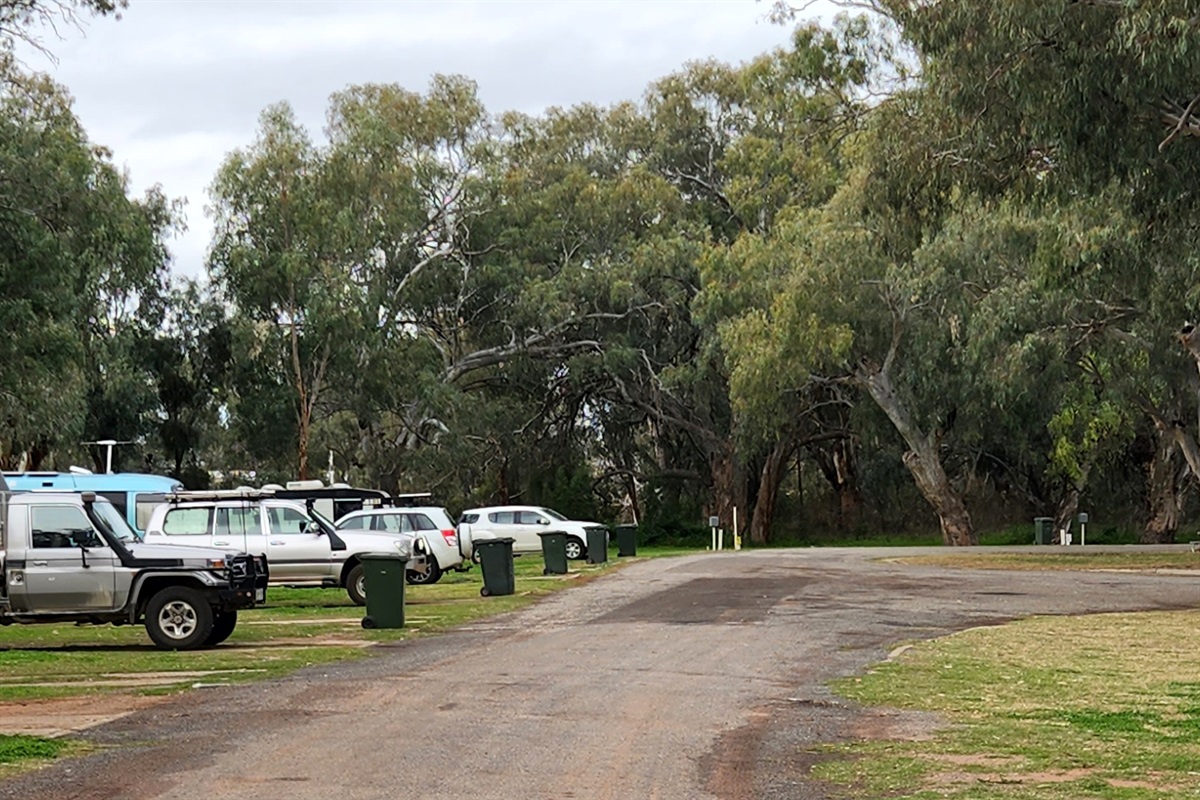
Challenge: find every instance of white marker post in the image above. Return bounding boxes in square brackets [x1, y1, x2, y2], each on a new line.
[1078, 512, 1088, 546]
[709, 515, 719, 551]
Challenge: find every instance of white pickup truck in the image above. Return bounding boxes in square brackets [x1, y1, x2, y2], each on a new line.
[0, 480, 268, 650]
[143, 491, 423, 605]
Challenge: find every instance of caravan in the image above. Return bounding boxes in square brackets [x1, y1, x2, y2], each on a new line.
[3, 471, 184, 538]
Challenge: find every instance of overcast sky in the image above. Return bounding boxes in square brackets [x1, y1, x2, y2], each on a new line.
[19, 0, 802, 280]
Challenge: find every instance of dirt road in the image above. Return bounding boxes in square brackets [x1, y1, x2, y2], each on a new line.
[2, 546, 1197, 800]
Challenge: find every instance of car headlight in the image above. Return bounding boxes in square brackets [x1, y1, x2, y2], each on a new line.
[393, 540, 413, 557]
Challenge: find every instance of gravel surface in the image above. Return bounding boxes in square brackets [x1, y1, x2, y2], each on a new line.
[2, 545, 1198, 800]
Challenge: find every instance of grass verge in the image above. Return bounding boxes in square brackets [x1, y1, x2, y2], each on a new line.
[820, 610, 1200, 798]
[894, 551, 1200, 572]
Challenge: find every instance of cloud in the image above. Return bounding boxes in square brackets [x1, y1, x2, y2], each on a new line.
[19, 0, 799, 278]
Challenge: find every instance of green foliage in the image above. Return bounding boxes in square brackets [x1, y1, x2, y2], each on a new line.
[12, 4, 1200, 543]
[0, 0, 126, 54]
[0, 56, 174, 470]
[0, 734, 65, 763]
[529, 463, 602, 523]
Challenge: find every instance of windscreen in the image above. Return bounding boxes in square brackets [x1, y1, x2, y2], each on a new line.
[91, 499, 140, 543]
[308, 508, 336, 534]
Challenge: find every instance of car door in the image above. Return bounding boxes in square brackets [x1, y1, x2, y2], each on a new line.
[212, 504, 266, 557]
[264, 503, 332, 579]
[484, 510, 515, 546]
[24, 504, 118, 610]
[515, 510, 552, 552]
[152, 506, 213, 549]
[367, 513, 417, 551]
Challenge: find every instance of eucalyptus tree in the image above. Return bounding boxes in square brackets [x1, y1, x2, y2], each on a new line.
[865, 0, 1200, 540]
[0, 0, 124, 55]
[209, 103, 350, 480]
[740, 1, 1200, 543]
[660, 17, 893, 542]
[0, 57, 173, 470]
[146, 282, 232, 483]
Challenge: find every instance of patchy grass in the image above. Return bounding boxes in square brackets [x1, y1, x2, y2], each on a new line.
[820, 610, 1200, 798]
[895, 551, 1200, 572]
[0, 733, 85, 781]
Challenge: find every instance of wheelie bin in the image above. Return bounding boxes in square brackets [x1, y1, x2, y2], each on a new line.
[538, 530, 569, 575]
[586, 527, 608, 565]
[360, 552, 407, 629]
[476, 537, 516, 596]
[615, 524, 637, 557]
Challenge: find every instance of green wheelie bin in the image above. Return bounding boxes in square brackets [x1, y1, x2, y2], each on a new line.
[586, 527, 608, 565]
[615, 524, 637, 557]
[476, 537, 516, 596]
[538, 530, 569, 575]
[360, 552, 407, 629]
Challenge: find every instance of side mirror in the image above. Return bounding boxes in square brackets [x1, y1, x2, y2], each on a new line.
[304, 521, 323, 535]
[538, 518, 550, 525]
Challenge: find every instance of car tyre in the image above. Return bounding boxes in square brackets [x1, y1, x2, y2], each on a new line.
[564, 536, 585, 561]
[346, 563, 368, 606]
[145, 587, 214, 651]
[204, 610, 238, 646]
[407, 557, 442, 586]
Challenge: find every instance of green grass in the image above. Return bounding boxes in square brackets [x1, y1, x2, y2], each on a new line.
[0, 734, 67, 763]
[762, 523, 1147, 549]
[895, 551, 1200, 572]
[819, 611, 1200, 798]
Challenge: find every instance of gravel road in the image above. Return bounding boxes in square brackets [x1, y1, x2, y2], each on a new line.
[2, 546, 1198, 800]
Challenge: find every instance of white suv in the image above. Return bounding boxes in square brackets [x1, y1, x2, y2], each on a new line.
[335, 506, 467, 585]
[457, 506, 608, 561]
[143, 495, 424, 605]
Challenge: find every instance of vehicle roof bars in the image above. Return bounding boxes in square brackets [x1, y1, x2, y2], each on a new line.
[158, 488, 278, 503]
[392, 492, 434, 507]
[271, 487, 391, 502]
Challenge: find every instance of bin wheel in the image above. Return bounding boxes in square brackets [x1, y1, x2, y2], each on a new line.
[361, 616, 377, 629]
[543, 568, 549, 576]
[480, 587, 490, 597]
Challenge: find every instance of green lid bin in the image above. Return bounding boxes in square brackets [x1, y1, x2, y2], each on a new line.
[1033, 517, 1054, 546]
[538, 530, 569, 575]
[476, 537, 516, 597]
[586, 527, 608, 565]
[360, 552, 407, 629]
[615, 524, 637, 557]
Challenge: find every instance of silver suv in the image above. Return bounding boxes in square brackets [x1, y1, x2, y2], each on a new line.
[1, 489, 267, 650]
[143, 493, 422, 605]
[336, 505, 467, 585]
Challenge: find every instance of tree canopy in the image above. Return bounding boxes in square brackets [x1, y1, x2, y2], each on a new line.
[13, 3, 1200, 546]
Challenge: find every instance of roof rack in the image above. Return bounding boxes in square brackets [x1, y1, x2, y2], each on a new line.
[392, 492, 433, 508]
[162, 488, 277, 503]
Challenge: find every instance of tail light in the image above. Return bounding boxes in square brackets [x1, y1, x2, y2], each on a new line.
[440, 529, 457, 547]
